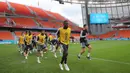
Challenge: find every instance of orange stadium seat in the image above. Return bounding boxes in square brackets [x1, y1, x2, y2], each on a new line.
[29, 6, 50, 18]
[0, 2, 12, 13]
[12, 18, 37, 27]
[0, 31, 14, 40]
[37, 20, 56, 28]
[100, 31, 116, 38]
[9, 2, 33, 16]
[117, 30, 130, 38]
[72, 34, 80, 38]
[51, 13, 66, 21]
[0, 17, 7, 23]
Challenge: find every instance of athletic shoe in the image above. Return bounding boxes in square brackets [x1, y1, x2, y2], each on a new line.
[77, 55, 80, 60]
[37, 60, 41, 63]
[41, 54, 43, 57]
[60, 53, 62, 56]
[64, 64, 70, 71]
[87, 56, 91, 60]
[59, 63, 64, 70]
[54, 53, 57, 58]
[25, 56, 28, 59]
[29, 51, 32, 54]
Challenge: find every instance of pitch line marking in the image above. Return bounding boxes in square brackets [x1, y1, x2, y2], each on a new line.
[69, 54, 130, 65]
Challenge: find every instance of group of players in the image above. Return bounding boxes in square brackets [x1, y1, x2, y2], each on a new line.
[17, 20, 92, 71]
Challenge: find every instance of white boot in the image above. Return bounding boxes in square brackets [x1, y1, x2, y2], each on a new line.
[54, 53, 57, 58]
[59, 63, 64, 70]
[64, 64, 70, 71]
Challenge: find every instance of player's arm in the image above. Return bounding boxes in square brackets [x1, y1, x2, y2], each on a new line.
[37, 36, 41, 44]
[80, 30, 86, 38]
[56, 29, 60, 39]
[29, 36, 33, 45]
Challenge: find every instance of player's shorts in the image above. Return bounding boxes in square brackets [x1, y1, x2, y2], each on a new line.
[24, 44, 33, 51]
[37, 44, 46, 51]
[18, 44, 25, 49]
[80, 41, 90, 48]
[61, 43, 69, 53]
[32, 41, 37, 47]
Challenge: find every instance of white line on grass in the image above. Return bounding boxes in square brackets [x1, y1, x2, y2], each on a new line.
[69, 54, 130, 65]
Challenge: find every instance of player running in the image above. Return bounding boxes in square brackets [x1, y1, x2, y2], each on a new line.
[57, 20, 71, 71]
[77, 24, 92, 60]
[32, 33, 37, 52]
[18, 32, 24, 54]
[48, 34, 54, 51]
[24, 31, 33, 59]
[50, 38, 59, 58]
[36, 31, 48, 63]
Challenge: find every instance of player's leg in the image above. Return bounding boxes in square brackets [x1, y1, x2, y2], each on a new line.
[24, 45, 29, 59]
[33, 42, 37, 52]
[36, 45, 41, 63]
[59, 44, 70, 71]
[18, 44, 22, 52]
[78, 42, 86, 59]
[86, 44, 92, 60]
[20, 44, 24, 54]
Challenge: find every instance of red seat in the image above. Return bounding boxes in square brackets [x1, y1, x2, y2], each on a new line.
[0, 31, 14, 40]
[29, 6, 50, 18]
[0, 2, 12, 13]
[12, 18, 37, 28]
[0, 17, 7, 23]
[9, 2, 33, 16]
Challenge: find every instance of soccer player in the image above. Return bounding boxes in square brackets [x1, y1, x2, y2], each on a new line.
[36, 31, 48, 63]
[32, 33, 37, 52]
[24, 31, 33, 59]
[57, 20, 71, 71]
[24, 31, 28, 46]
[50, 38, 59, 58]
[18, 32, 24, 54]
[77, 24, 92, 60]
[44, 32, 48, 47]
[48, 34, 54, 51]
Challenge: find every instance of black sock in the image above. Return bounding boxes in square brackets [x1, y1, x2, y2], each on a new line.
[60, 56, 65, 64]
[64, 57, 67, 64]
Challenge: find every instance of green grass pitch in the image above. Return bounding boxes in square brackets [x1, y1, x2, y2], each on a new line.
[0, 41, 130, 73]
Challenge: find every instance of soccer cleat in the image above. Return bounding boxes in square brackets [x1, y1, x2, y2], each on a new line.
[25, 56, 28, 59]
[77, 55, 80, 60]
[59, 63, 64, 70]
[29, 51, 32, 54]
[64, 64, 70, 71]
[41, 54, 43, 57]
[87, 56, 91, 60]
[37, 60, 41, 63]
[54, 53, 57, 58]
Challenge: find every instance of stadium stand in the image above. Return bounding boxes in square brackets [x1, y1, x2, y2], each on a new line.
[0, 2, 12, 13]
[11, 18, 37, 28]
[29, 6, 50, 18]
[9, 2, 33, 16]
[0, 31, 14, 40]
[116, 30, 130, 38]
[0, 17, 7, 23]
[100, 31, 116, 38]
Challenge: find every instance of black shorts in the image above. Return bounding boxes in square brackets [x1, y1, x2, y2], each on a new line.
[61, 43, 68, 53]
[37, 44, 46, 51]
[24, 44, 33, 51]
[18, 44, 25, 49]
[32, 41, 37, 47]
[80, 41, 90, 48]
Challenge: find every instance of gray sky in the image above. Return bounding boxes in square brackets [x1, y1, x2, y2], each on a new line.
[1, 0, 83, 27]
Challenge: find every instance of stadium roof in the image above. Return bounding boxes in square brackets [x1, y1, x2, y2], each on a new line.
[61, 0, 129, 4]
